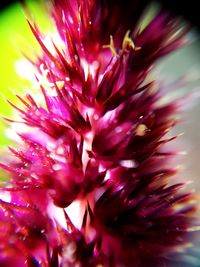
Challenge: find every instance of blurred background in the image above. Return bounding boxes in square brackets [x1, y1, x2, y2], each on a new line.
[0, 0, 200, 191]
[1, 0, 200, 27]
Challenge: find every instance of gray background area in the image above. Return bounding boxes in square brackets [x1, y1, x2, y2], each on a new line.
[153, 32, 200, 194]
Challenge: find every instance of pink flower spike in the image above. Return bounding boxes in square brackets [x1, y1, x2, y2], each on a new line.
[0, 1, 199, 266]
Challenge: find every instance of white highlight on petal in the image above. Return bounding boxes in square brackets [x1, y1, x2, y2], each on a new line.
[81, 59, 89, 81]
[104, 170, 111, 181]
[15, 60, 37, 83]
[47, 202, 67, 229]
[99, 164, 106, 173]
[82, 131, 94, 172]
[120, 160, 136, 168]
[52, 164, 62, 171]
[81, 59, 100, 81]
[50, 153, 66, 163]
[34, 64, 64, 96]
[65, 200, 85, 229]
[43, 32, 66, 54]
[0, 191, 11, 203]
[94, 188, 105, 202]
[62, 241, 76, 263]
[115, 126, 122, 133]
[6, 122, 29, 143]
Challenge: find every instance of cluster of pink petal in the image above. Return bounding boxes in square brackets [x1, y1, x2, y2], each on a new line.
[0, 0, 198, 266]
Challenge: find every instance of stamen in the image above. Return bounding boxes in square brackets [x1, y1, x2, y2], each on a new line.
[135, 124, 147, 136]
[103, 35, 117, 56]
[122, 30, 141, 52]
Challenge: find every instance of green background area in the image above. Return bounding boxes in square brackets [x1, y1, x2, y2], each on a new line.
[0, 0, 51, 146]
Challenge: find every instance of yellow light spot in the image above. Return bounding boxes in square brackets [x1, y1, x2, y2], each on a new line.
[173, 203, 185, 212]
[186, 226, 200, 232]
[55, 81, 65, 89]
[103, 35, 117, 56]
[122, 30, 141, 52]
[135, 124, 147, 136]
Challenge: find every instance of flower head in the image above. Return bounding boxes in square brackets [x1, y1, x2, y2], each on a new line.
[0, 0, 199, 266]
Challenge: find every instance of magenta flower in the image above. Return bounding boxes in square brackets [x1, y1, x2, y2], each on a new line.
[0, 0, 199, 266]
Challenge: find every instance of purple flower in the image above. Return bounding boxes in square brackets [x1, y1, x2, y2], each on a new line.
[0, 0, 199, 266]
